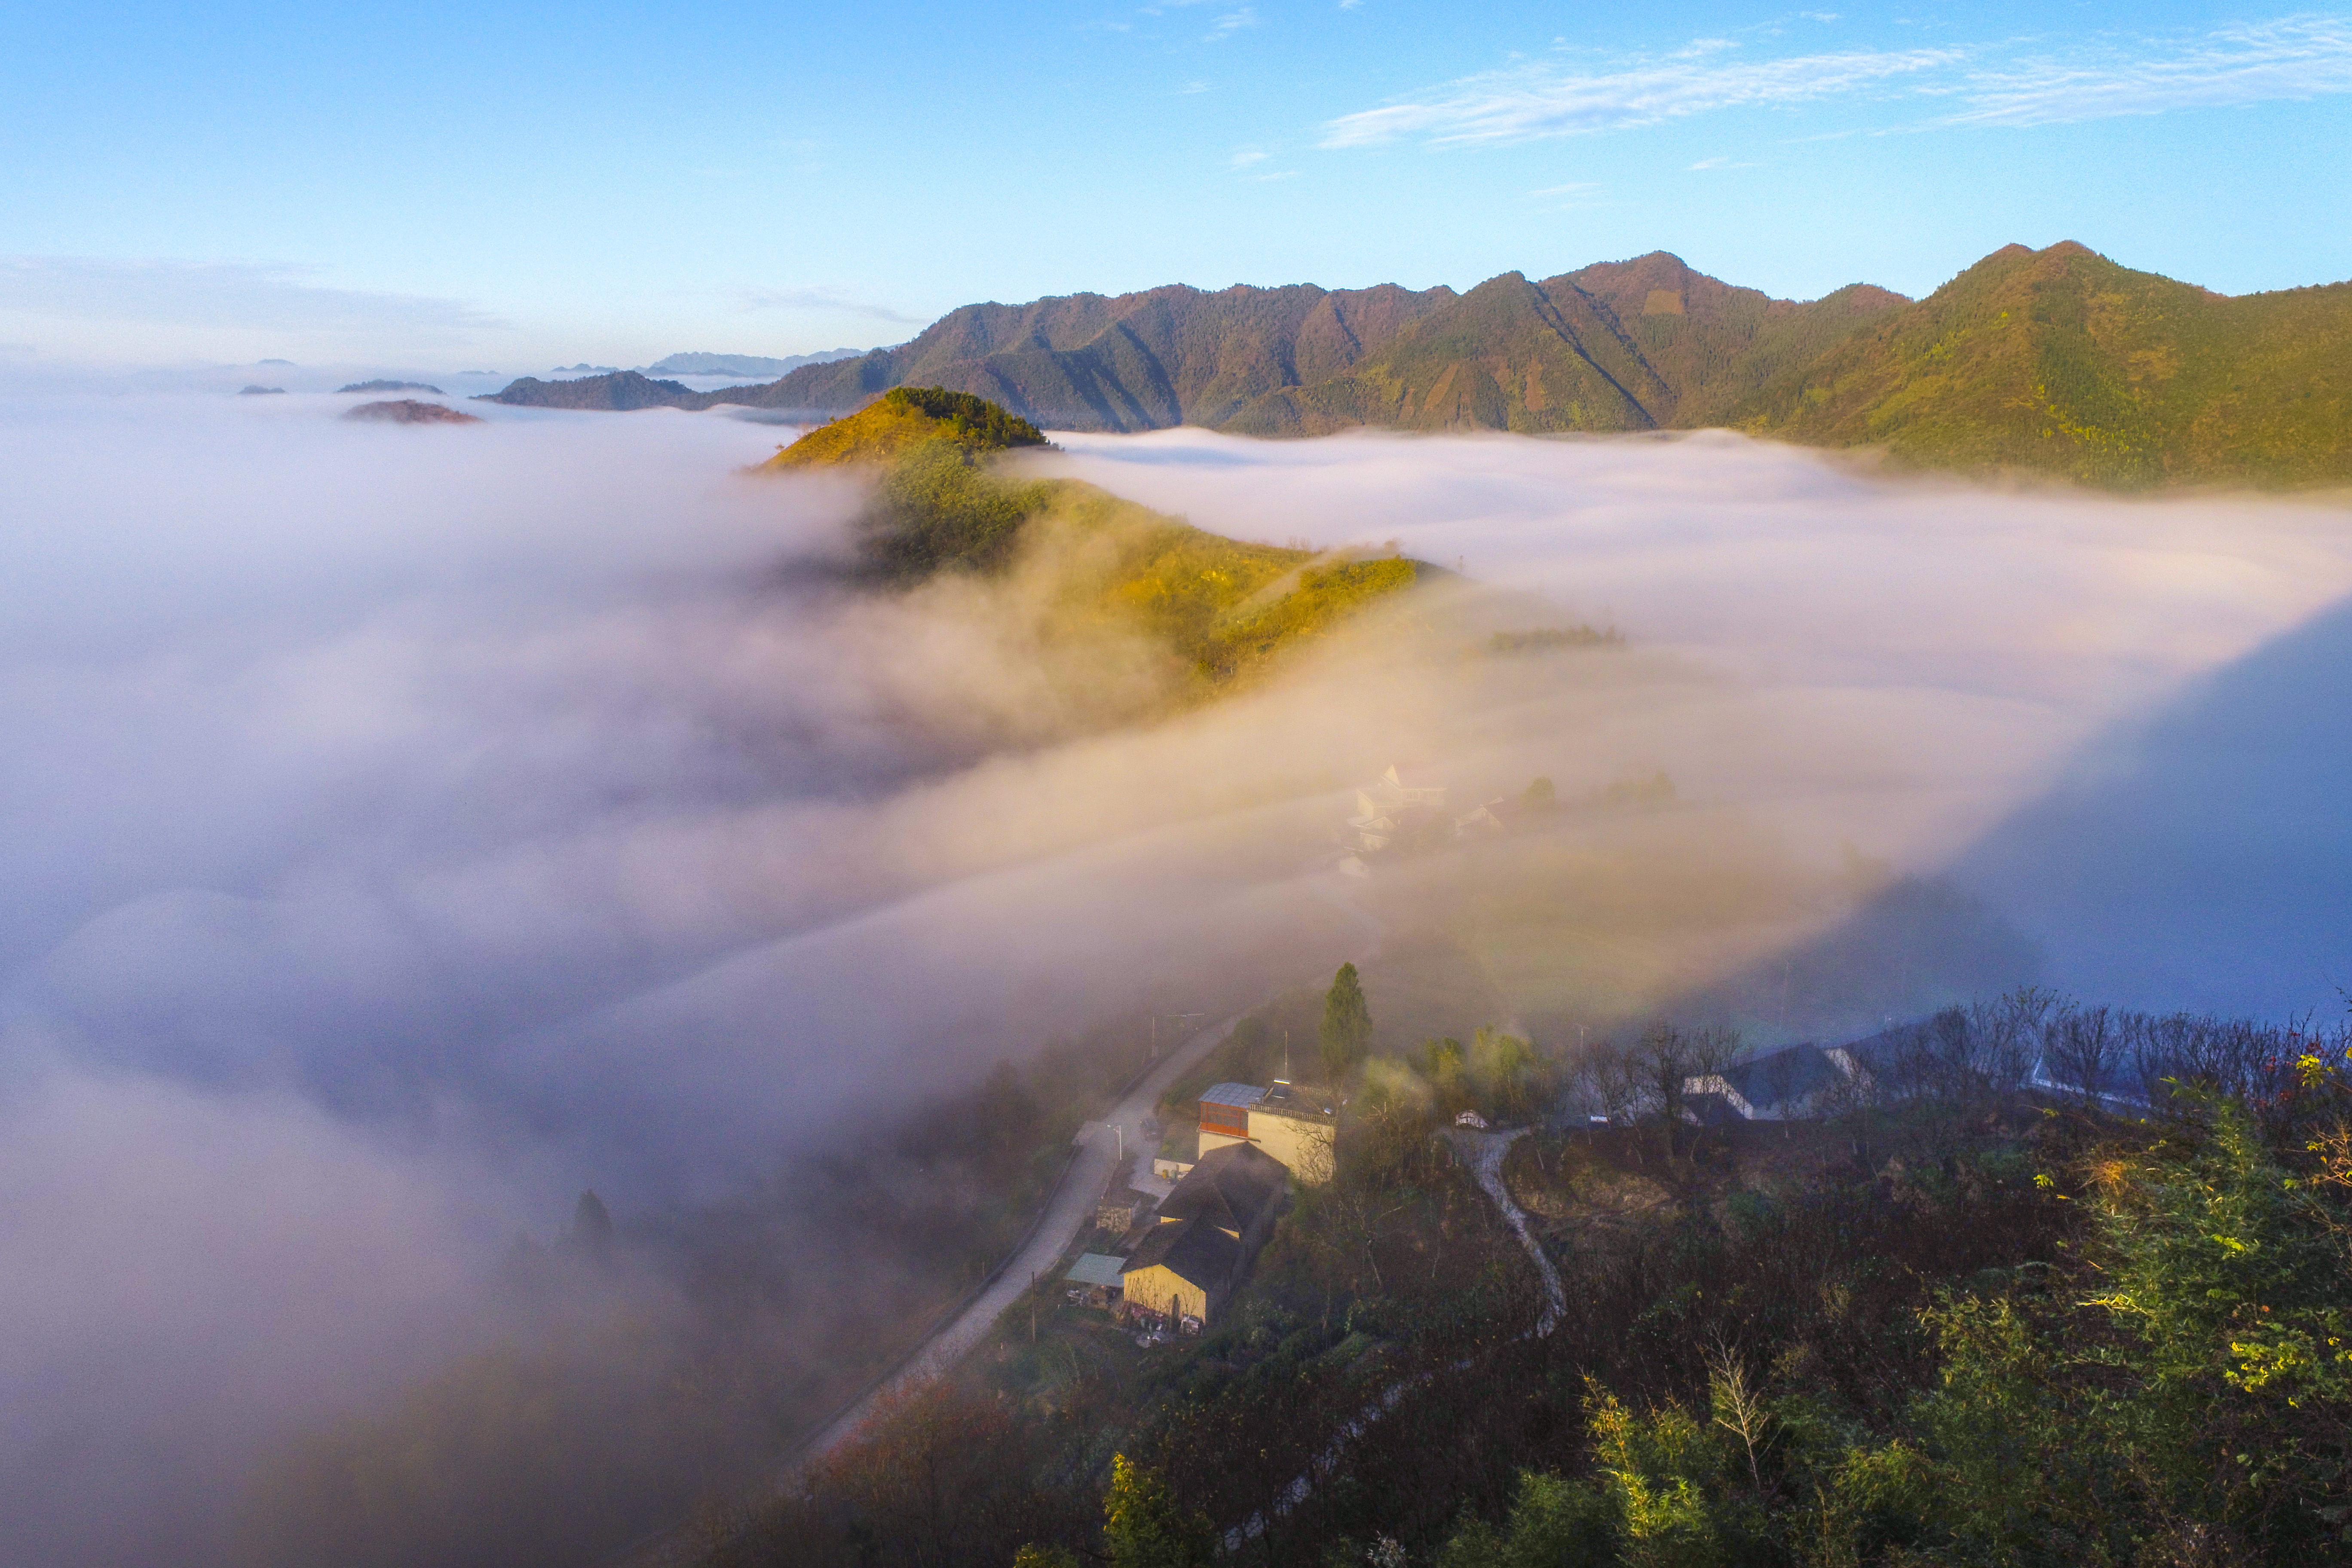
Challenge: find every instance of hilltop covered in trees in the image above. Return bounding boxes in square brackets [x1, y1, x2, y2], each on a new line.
[763, 388, 1436, 690]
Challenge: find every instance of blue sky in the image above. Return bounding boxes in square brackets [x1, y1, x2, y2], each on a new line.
[3, 1, 2348, 367]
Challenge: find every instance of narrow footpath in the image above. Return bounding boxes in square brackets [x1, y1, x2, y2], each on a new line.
[1450, 1127, 1565, 1336]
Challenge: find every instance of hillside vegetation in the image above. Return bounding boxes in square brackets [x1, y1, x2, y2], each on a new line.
[699, 995, 2352, 1568]
[480, 245, 2352, 489]
[688, 254, 1909, 440]
[1736, 241, 2352, 488]
[771, 389, 1431, 686]
[764, 385, 1047, 471]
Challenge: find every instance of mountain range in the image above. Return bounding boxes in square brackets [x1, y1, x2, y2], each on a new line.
[642, 349, 864, 377]
[484, 244, 2352, 488]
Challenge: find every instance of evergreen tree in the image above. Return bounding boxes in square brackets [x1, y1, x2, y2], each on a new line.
[570, 1189, 613, 1255]
[1319, 962, 1373, 1084]
[1102, 1455, 1212, 1568]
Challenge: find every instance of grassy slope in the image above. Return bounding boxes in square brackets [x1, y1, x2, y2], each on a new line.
[1736, 240, 2352, 488]
[1004, 480, 1433, 686]
[765, 393, 1431, 686]
[762, 385, 1047, 470]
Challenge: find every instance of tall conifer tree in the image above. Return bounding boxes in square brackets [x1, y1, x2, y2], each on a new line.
[1319, 962, 1373, 1083]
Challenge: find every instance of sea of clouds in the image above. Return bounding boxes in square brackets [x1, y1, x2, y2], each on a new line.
[4, 391, 2349, 1565]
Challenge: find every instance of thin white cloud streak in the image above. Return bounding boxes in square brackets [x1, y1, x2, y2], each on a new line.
[1208, 5, 1259, 39]
[0, 256, 504, 336]
[1321, 47, 1958, 145]
[734, 285, 924, 323]
[1320, 15, 2352, 146]
[1943, 14, 2352, 126]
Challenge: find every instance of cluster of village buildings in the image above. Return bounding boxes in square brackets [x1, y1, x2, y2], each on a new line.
[1065, 1079, 1335, 1334]
[1335, 764, 1519, 876]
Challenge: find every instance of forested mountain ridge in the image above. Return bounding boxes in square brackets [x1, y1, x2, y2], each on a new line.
[712, 280, 1464, 429]
[480, 244, 2352, 487]
[1734, 240, 2352, 487]
[670, 254, 1907, 435]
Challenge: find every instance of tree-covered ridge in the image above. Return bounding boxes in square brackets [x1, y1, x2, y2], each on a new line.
[484, 246, 2352, 490]
[1736, 240, 2352, 489]
[764, 385, 1047, 471]
[772, 389, 1433, 688]
[698, 255, 1909, 442]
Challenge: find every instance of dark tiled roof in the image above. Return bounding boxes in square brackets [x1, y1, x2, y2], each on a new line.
[1157, 1142, 1288, 1236]
[1122, 1215, 1241, 1290]
[1718, 1043, 1844, 1112]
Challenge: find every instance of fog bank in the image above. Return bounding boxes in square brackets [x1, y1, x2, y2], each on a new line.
[1044, 427, 2352, 1017]
[6, 395, 2351, 1564]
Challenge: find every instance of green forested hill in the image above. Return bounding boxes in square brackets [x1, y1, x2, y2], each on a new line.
[700, 280, 1462, 429]
[1215, 255, 1908, 435]
[1734, 241, 2352, 488]
[688, 255, 1908, 439]
[486, 244, 2352, 489]
[766, 388, 1432, 689]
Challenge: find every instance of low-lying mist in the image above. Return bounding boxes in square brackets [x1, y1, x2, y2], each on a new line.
[1044, 427, 2352, 1017]
[5, 392, 2349, 1566]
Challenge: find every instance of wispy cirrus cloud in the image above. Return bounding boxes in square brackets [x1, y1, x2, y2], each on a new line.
[1943, 15, 2352, 126]
[0, 257, 505, 336]
[1208, 6, 1259, 40]
[1321, 14, 2352, 148]
[1321, 46, 1956, 146]
[734, 286, 922, 324]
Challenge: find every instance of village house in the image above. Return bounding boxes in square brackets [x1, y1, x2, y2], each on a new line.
[1681, 1041, 1866, 1121]
[1194, 1079, 1337, 1184]
[1118, 1142, 1289, 1330]
[1339, 763, 1464, 861]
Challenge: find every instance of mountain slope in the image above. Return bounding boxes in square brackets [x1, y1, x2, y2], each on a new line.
[1735, 241, 2352, 488]
[766, 389, 1434, 687]
[478, 371, 700, 410]
[762, 385, 1047, 472]
[689, 256, 1908, 440]
[692, 282, 1460, 428]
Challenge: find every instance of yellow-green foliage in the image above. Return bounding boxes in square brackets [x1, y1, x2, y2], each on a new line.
[763, 386, 1046, 471]
[1023, 481, 1427, 686]
[767, 386, 1429, 686]
[1587, 1390, 1735, 1568]
[1736, 241, 2352, 490]
[763, 397, 951, 469]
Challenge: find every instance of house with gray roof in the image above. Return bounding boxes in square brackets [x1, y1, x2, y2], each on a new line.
[1119, 1142, 1289, 1329]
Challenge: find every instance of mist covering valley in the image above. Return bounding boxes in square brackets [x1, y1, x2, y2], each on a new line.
[5, 388, 2352, 1567]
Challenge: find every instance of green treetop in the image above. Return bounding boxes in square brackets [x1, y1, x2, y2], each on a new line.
[1320, 962, 1373, 1084]
[1103, 1454, 1213, 1568]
